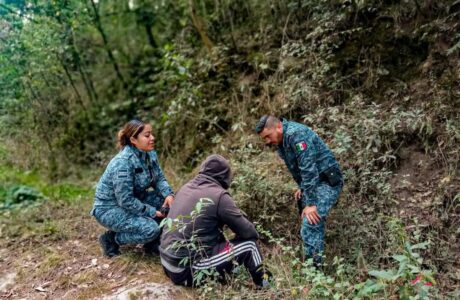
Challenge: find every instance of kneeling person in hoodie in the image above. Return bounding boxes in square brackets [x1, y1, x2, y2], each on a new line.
[160, 154, 271, 287]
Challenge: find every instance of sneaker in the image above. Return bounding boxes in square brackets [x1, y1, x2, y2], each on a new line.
[99, 231, 120, 258]
[253, 265, 273, 288]
[143, 240, 160, 256]
[261, 270, 273, 288]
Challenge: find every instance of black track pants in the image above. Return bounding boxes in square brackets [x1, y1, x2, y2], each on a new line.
[163, 239, 267, 287]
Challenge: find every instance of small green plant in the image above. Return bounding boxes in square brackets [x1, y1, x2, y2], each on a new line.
[256, 224, 358, 299]
[252, 223, 438, 299]
[0, 185, 46, 209]
[354, 218, 438, 299]
[358, 240, 436, 299]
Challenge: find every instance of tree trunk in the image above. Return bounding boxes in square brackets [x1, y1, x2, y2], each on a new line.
[71, 34, 99, 103]
[89, 0, 127, 88]
[189, 0, 214, 53]
[25, 78, 55, 156]
[144, 23, 158, 49]
[59, 56, 87, 111]
[51, 2, 98, 104]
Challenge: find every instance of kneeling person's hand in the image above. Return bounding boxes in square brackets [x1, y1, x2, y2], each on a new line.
[163, 195, 174, 207]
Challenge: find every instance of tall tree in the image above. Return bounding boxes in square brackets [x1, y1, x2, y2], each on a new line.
[88, 0, 127, 89]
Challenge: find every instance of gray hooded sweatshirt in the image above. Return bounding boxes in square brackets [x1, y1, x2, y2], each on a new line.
[160, 154, 258, 270]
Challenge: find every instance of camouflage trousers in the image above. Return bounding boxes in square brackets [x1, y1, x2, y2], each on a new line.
[300, 182, 342, 265]
[92, 192, 163, 245]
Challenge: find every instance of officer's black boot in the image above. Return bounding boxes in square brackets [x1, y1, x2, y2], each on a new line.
[313, 253, 324, 270]
[143, 239, 160, 256]
[99, 231, 120, 258]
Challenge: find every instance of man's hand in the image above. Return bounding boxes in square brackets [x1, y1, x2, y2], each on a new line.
[294, 189, 302, 201]
[155, 210, 165, 218]
[163, 195, 174, 207]
[301, 205, 321, 225]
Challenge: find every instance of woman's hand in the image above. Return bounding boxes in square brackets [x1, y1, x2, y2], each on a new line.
[155, 210, 165, 218]
[163, 195, 174, 207]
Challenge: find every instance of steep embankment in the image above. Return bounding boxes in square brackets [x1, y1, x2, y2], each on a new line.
[155, 1, 460, 297]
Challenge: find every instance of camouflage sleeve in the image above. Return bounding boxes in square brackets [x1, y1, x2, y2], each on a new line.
[111, 159, 157, 217]
[150, 152, 174, 198]
[289, 132, 319, 207]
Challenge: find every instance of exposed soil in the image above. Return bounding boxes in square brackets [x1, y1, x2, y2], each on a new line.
[0, 201, 195, 300]
[390, 145, 460, 286]
[102, 283, 181, 300]
[390, 145, 445, 226]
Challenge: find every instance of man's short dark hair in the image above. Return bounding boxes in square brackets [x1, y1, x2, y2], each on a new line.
[255, 115, 280, 134]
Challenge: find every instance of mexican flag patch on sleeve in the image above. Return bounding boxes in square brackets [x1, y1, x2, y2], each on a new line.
[295, 141, 308, 152]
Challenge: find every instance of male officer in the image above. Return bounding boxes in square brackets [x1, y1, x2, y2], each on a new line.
[255, 115, 343, 266]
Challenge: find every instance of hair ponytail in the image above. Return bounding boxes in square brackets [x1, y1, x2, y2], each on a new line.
[116, 119, 145, 150]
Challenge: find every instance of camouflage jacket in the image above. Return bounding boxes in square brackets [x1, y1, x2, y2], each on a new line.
[93, 145, 173, 217]
[277, 119, 340, 206]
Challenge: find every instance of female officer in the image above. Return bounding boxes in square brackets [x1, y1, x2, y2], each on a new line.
[91, 119, 174, 257]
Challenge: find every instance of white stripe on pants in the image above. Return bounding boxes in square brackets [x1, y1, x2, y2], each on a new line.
[192, 241, 261, 270]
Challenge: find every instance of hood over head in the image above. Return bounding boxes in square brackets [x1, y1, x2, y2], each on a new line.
[198, 154, 232, 189]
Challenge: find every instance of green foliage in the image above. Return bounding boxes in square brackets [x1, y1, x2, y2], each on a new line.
[0, 165, 93, 207]
[230, 145, 298, 236]
[364, 240, 437, 299]
[178, 220, 438, 299]
[255, 225, 437, 299]
[0, 185, 46, 209]
[0, 166, 48, 210]
[1, 0, 459, 297]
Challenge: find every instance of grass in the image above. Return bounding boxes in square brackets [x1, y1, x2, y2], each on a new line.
[0, 163, 197, 299]
[0, 164, 94, 206]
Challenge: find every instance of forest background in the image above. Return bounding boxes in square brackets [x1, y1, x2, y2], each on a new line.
[0, 0, 459, 299]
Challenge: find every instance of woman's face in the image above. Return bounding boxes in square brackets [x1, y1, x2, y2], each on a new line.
[130, 124, 155, 152]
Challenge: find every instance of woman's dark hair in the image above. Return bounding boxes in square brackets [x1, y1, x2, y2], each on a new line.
[117, 119, 146, 150]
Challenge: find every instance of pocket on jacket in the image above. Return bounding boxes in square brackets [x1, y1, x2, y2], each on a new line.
[321, 166, 342, 187]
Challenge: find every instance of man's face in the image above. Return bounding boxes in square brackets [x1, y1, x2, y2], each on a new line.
[259, 124, 282, 146]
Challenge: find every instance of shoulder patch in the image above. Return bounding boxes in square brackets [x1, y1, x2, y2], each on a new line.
[295, 141, 308, 153]
[117, 169, 128, 179]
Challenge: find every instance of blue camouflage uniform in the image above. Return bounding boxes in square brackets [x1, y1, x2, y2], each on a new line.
[91, 145, 173, 245]
[277, 119, 343, 264]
